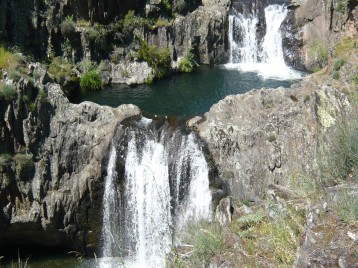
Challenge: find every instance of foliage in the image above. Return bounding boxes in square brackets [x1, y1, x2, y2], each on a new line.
[181, 220, 224, 266]
[336, 191, 358, 224]
[309, 41, 328, 69]
[320, 113, 358, 184]
[0, 84, 17, 101]
[179, 49, 198, 73]
[353, 66, 358, 88]
[60, 16, 76, 36]
[38, 87, 47, 103]
[14, 154, 35, 180]
[336, 0, 347, 13]
[0, 47, 20, 71]
[334, 38, 357, 58]
[49, 57, 75, 83]
[77, 60, 97, 73]
[304, 95, 310, 102]
[76, 19, 91, 27]
[137, 40, 171, 80]
[332, 70, 340, 80]
[162, 0, 172, 12]
[123, 10, 152, 34]
[267, 133, 277, 142]
[0, 153, 13, 168]
[80, 71, 102, 92]
[333, 58, 345, 71]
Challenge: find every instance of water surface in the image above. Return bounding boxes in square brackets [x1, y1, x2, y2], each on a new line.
[80, 66, 297, 118]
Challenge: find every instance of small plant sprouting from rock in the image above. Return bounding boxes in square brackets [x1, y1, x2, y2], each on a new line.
[304, 95, 310, 102]
[61, 15, 76, 37]
[332, 70, 340, 80]
[309, 41, 328, 70]
[80, 71, 103, 93]
[267, 133, 277, 142]
[0, 84, 17, 101]
[179, 48, 198, 73]
[0, 153, 13, 168]
[333, 58, 345, 71]
[336, 191, 358, 224]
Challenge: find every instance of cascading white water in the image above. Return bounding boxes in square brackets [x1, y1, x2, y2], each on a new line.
[100, 119, 212, 268]
[225, 4, 301, 80]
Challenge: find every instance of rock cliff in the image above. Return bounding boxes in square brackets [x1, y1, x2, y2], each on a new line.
[0, 78, 140, 252]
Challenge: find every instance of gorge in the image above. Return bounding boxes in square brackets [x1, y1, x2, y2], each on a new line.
[0, 0, 357, 267]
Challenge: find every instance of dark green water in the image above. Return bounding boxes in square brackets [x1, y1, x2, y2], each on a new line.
[80, 66, 298, 118]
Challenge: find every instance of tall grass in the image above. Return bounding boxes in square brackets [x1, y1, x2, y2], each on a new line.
[0, 47, 20, 71]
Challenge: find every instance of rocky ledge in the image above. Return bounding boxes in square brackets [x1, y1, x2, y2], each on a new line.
[0, 81, 140, 253]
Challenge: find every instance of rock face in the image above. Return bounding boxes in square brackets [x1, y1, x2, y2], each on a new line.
[281, 0, 358, 71]
[147, 0, 231, 65]
[0, 81, 140, 252]
[195, 78, 351, 201]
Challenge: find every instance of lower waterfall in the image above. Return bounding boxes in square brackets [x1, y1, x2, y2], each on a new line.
[226, 4, 302, 80]
[100, 118, 212, 268]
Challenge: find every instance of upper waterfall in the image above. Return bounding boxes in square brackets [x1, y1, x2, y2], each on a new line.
[226, 4, 302, 80]
[99, 118, 212, 268]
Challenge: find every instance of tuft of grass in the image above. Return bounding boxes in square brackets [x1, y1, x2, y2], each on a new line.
[304, 95, 311, 102]
[332, 58, 345, 71]
[137, 40, 171, 80]
[60, 15, 76, 37]
[332, 70, 340, 80]
[309, 41, 328, 69]
[0, 84, 17, 101]
[336, 191, 358, 224]
[0, 47, 20, 71]
[179, 49, 198, 73]
[80, 71, 102, 93]
[267, 133, 277, 142]
[180, 220, 224, 266]
[0, 153, 13, 168]
[334, 38, 357, 58]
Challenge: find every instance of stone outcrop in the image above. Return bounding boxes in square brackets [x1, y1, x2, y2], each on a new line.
[147, 0, 231, 65]
[0, 78, 140, 252]
[194, 72, 352, 201]
[282, 0, 358, 71]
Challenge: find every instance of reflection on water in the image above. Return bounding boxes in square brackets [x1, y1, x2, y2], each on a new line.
[79, 65, 298, 118]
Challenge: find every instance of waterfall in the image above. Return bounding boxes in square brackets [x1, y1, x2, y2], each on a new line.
[100, 118, 212, 268]
[226, 4, 301, 80]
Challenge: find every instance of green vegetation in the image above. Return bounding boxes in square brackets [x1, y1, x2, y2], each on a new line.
[332, 70, 340, 80]
[334, 38, 357, 58]
[60, 16, 76, 37]
[309, 41, 328, 69]
[0, 153, 13, 168]
[49, 57, 76, 84]
[137, 40, 171, 80]
[336, 191, 358, 224]
[80, 71, 102, 92]
[0, 84, 17, 101]
[333, 58, 345, 71]
[0, 47, 20, 71]
[179, 49, 198, 73]
[123, 10, 153, 34]
[336, 0, 347, 13]
[304, 94, 310, 102]
[267, 133, 277, 142]
[177, 220, 224, 267]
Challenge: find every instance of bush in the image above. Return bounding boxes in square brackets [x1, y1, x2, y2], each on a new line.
[0, 84, 17, 101]
[123, 10, 152, 34]
[336, 0, 347, 13]
[332, 70, 340, 80]
[77, 60, 97, 73]
[80, 71, 102, 92]
[14, 153, 35, 180]
[179, 49, 198, 73]
[49, 57, 75, 83]
[333, 58, 345, 71]
[304, 95, 310, 102]
[0, 47, 20, 71]
[60, 16, 76, 37]
[267, 133, 277, 142]
[309, 41, 328, 69]
[336, 191, 358, 224]
[0, 153, 13, 168]
[137, 40, 171, 80]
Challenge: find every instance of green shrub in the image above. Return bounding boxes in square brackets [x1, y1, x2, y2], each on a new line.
[122, 10, 152, 34]
[80, 71, 102, 92]
[304, 95, 310, 102]
[0, 47, 20, 71]
[334, 38, 357, 58]
[179, 49, 198, 73]
[9, 70, 21, 81]
[162, 0, 172, 12]
[336, 0, 347, 13]
[332, 70, 340, 80]
[14, 153, 35, 180]
[309, 41, 328, 69]
[183, 221, 224, 266]
[333, 58, 345, 71]
[320, 115, 358, 183]
[137, 40, 171, 80]
[49, 57, 75, 83]
[0, 153, 13, 168]
[0, 84, 17, 101]
[38, 88, 47, 103]
[267, 133, 277, 142]
[60, 16, 76, 36]
[77, 60, 97, 73]
[32, 70, 41, 81]
[336, 191, 358, 224]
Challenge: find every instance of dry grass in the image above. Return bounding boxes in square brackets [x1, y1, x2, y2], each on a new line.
[0, 47, 20, 71]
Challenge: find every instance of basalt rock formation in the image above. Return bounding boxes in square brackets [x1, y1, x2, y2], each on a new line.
[0, 75, 140, 252]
